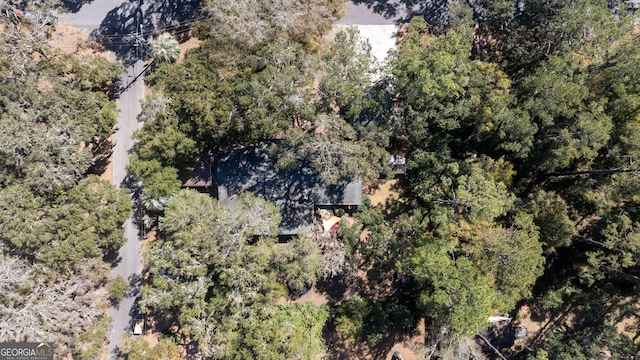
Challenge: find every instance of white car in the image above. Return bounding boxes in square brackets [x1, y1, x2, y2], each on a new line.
[133, 314, 145, 335]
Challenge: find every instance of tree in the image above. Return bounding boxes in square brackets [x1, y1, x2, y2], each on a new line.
[474, 0, 629, 78]
[404, 239, 496, 338]
[0, 46, 120, 193]
[317, 27, 383, 122]
[107, 275, 129, 304]
[226, 303, 328, 360]
[118, 337, 182, 360]
[0, 6, 129, 358]
[526, 190, 575, 252]
[399, 157, 544, 337]
[520, 55, 612, 173]
[150, 33, 180, 64]
[332, 296, 368, 339]
[73, 317, 113, 360]
[275, 233, 322, 295]
[198, 0, 345, 59]
[42, 52, 124, 93]
[0, 254, 111, 358]
[142, 189, 327, 358]
[390, 15, 537, 162]
[390, 16, 474, 148]
[276, 114, 390, 184]
[0, 176, 131, 267]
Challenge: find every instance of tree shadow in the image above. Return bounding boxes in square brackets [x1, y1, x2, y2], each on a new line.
[322, 292, 421, 360]
[127, 273, 143, 298]
[103, 248, 123, 268]
[315, 253, 422, 359]
[109, 346, 123, 360]
[89, 0, 203, 66]
[87, 139, 114, 176]
[350, 0, 451, 25]
[58, 0, 94, 13]
[90, 0, 143, 66]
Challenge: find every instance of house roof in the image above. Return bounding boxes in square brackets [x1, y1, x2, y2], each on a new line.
[216, 141, 362, 235]
[180, 154, 213, 188]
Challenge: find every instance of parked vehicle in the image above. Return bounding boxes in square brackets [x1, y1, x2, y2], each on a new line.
[133, 314, 145, 335]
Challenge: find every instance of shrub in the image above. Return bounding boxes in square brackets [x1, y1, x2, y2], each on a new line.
[107, 275, 129, 303]
[333, 296, 369, 339]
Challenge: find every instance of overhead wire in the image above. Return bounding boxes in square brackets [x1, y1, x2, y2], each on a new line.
[92, 14, 209, 45]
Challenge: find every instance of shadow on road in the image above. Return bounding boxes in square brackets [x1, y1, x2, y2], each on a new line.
[351, 0, 450, 25]
[59, 0, 94, 13]
[103, 249, 123, 268]
[89, 0, 203, 65]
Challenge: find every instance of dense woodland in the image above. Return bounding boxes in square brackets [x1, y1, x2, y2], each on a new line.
[3, 0, 640, 358]
[132, 0, 640, 358]
[0, 0, 131, 357]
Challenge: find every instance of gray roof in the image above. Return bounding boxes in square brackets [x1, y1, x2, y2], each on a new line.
[217, 141, 362, 235]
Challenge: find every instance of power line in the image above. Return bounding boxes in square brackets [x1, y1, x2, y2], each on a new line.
[92, 15, 207, 42]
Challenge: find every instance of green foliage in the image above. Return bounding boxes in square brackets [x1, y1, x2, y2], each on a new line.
[317, 27, 384, 123]
[405, 236, 496, 338]
[336, 220, 362, 257]
[73, 317, 113, 360]
[118, 337, 182, 360]
[142, 189, 326, 358]
[528, 349, 549, 360]
[276, 233, 322, 294]
[0, 33, 120, 193]
[0, 176, 131, 267]
[148, 44, 314, 148]
[539, 321, 636, 360]
[391, 16, 473, 145]
[332, 295, 418, 341]
[42, 53, 124, 92]
[491, 212, 545, 310]
[144, 52, 235, 150]
[107, 275, 129, 303]
[475, 0, 630, 77]
[391, 15, 537, 162]
[521, 55, 612, 172]
[227, 304, 328, 360]
[400, 154, 544, 336]
[354, 197, 401, 270]
[451, 161, 515, 223]
[526, 190, 575, 252]
[333, 296, 368, 339]
[276, 114, 390, 184]
[151, 33, 181, 64]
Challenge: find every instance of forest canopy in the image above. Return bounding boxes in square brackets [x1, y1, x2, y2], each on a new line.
[0, 3, 131, 357]
[127, 0, 640, 358]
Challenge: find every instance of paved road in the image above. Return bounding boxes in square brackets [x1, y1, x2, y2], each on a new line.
[108, 60, 145, 359]
[337, 1, 404, 66]
[60, 1, 145, 358]
[339, 1, 404, 25]
[58, 0, 126, 30]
